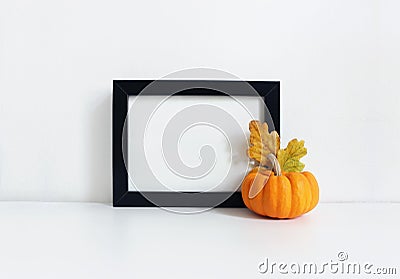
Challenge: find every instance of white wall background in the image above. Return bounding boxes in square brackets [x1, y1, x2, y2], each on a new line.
[0, 0, 399, 202]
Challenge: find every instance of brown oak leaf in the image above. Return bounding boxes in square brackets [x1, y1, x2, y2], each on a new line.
[247, 120, 280, 166]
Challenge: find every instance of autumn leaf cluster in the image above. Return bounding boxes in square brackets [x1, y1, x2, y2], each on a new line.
[247, 120, 307, 172]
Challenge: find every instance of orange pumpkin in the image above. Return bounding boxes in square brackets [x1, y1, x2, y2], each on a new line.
[241, 154, 319, 218]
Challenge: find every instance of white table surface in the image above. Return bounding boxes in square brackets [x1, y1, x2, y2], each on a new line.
[0, 202, 399, 279]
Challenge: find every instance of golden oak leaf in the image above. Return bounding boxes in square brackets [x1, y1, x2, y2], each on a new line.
[277, 139, 307, 172]
[247, 120, 280, 166]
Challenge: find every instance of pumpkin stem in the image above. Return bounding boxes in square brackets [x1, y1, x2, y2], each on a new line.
[267, 153, 281, 176]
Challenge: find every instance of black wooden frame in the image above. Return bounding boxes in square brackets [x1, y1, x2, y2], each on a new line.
[113, 80, 280, 207]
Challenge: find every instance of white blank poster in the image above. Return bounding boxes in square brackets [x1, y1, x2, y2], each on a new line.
[127, 95, 264, 193]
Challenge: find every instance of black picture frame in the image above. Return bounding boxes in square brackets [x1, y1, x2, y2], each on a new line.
[113, 80, 280, 207]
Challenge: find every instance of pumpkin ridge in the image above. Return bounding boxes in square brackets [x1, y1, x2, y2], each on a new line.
[275, 177, 282, 216]
[278, 176, 291, 218]
[284, 176, 293, 218]
[297, 174, 309, 217]
[303, 173, 313, 214]
[264, 175, 276, 217]
[241, 172, 256, 212]
[303, 172, 319, 213]
[260, 179, 267, 216]
[295, 173, 310, 215]
[286, 173, 301, 218]
[272, 177, 280, 217]
[245, 173, 257, 211]
[285, 174, 293, 217]
[261, 173, 272, 216]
